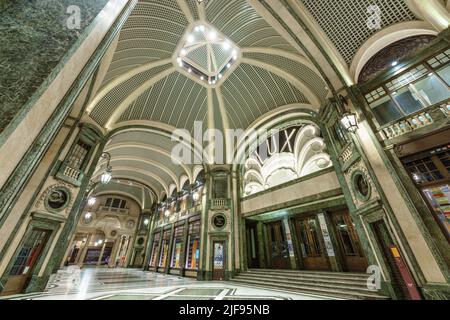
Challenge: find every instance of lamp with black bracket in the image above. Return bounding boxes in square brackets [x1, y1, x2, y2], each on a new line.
[100, 152, 113, 184]
[338, 95, 359, 133]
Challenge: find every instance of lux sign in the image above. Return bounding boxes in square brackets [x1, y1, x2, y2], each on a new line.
[254, 127, 300, 163]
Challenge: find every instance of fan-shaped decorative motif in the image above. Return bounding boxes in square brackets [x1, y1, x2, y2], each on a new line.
[243, 125, 332, 196]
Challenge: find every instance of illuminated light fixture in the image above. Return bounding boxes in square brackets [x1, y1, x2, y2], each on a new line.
[207, 30, 217, 41]
[340, 111, 358, 133]
[226, 63, 231, 69]
[98, 239, 103, 245]
[87, 197, 96, 206]
[180, 49, 187, 56]
[428, 73, 433, 77]
[391, 61, 398, 67]
[187, 34, 195, 44]
[94, 242, 99, 247]
[144, 219, 150, 226]
[218, 74, 223, 79]
[188, 68, 192, 73]
[338, 95, 358, 133]
[200, 76, 204, 81]
[84, 212, 92, 219]
[222, 41, 230, 50]
[164, 209, 171, 217]
[100, 152, 112, 184]
[199, 25, 205, 32]
[192, 192, 200, 202]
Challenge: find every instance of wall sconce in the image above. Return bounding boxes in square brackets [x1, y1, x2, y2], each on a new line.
[192, 192, 200, 202]
[143, 218, 150, 226]
[340, 111, 359, 133]
[338, 95, 359, 133]
[164, 209, 171, 217]
[100, 152, 113, 184]
[87, 197, 96, 206]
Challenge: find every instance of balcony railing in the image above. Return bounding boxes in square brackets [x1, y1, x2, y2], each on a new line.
[211, 198, 229, 209]
[55, 162, 84, 186]
[98, 206, 129, 214]
[378, 101, 450, 141]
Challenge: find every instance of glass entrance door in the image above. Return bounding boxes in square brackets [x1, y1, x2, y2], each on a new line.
[295, 216, 330, 271]
[267, 221, 290, 269]
[1, 228, 51, 296]
[331, 211, 368, 272]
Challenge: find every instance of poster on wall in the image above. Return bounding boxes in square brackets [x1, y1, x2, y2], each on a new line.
[317, 213, 336, 257]
[213, 242, 224, 269]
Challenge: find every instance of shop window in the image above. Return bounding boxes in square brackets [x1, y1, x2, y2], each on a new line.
[149, 232, 161, 267]
[170, 225, 185, 268]
[213, 176, 228, 199]
[158, 229, 171, 268]
[185, 220, 201, 270]
[364, 49, 450, 126]
[9, 229, 50, 276]
[370, 95, 404, 124]
[105, 198, 127, 209]
[437, 64, 450, 86]
[66, 140, 91, 170]
[403, 145, 450, 238]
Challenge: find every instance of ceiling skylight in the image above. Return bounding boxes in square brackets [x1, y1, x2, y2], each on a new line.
[175, 22, 240, 86]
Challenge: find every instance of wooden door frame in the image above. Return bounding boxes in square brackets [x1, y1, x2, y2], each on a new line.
[0, 211, 65, 295]
[210, 237, 228, 280]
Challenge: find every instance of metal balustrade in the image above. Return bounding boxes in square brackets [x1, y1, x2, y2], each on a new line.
[378, 101, 450, 140]
[98, 206, 129, 214]
[211, 198, 228, 209]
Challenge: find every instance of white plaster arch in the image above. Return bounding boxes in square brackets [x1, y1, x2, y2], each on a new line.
[95, 156, 180, 190]
[107, 120, 211, 166]
[350, 21, 438, 83]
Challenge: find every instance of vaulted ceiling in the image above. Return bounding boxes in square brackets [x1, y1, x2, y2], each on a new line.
[85, 0, 435, 203]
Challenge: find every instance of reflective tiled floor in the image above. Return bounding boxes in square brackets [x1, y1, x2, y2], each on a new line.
[2, 267, 335, 300]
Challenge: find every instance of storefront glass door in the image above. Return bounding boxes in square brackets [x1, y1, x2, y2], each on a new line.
[331, 211, 368, 272]
[295, 216, 330, 271]
[267, 221, 290, 269]
[1, 228, 50, 296]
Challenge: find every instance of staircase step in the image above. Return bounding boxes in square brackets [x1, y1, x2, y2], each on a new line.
[234, 274, 369, 289]
[229, 278, 389, 300]
[247, 269, 370, 282]
[248, 269, 369, 279]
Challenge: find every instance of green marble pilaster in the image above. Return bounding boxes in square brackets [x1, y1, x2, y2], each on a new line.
[164, 225, 175, 274]
[256, 222, 266, 269]
[0, 0, 136, 233]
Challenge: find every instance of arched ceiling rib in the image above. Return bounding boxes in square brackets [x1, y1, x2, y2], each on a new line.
[82, 0, 428, 202]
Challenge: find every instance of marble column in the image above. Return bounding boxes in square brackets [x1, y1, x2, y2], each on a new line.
[406, 0, 450, 31]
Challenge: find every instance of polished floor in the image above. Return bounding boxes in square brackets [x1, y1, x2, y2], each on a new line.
[1, 267, 335, 300]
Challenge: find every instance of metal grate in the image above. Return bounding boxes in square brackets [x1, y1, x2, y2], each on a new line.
[301, 0, 416, 65]
[244, 52, 328, 102]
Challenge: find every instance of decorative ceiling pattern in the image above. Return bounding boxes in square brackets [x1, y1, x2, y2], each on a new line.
[101, 0, 188, 86]
[205, 0, 297, 53]
[118, 72, 208, 132]
[300, 0, 417, 65]
[221, 64, 309, 129]
[84, 0, 435, 206]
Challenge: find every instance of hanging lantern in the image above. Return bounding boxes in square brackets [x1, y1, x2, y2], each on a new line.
[340, 111, 359, 133]
[100, 152, 113, 184]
